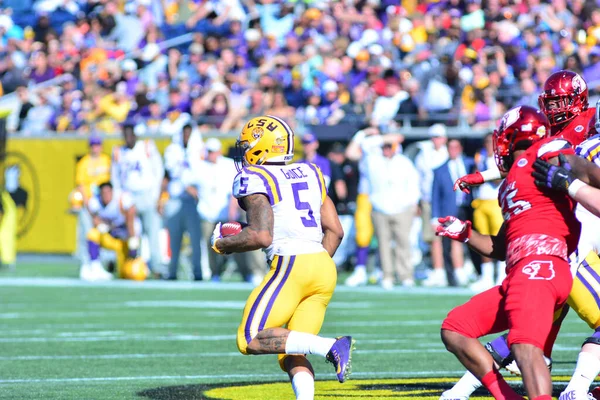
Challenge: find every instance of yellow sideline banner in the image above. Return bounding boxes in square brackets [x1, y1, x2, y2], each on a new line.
[6, 137, 175, 253]
[8, 135, 300, 254]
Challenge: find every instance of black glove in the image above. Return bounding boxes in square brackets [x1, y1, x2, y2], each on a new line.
[532, 153, 576, 193]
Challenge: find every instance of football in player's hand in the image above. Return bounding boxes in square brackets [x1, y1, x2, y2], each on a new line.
[220, 221, 245, 237]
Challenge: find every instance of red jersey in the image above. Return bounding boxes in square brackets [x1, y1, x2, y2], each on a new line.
[498, 137, 580, 267]
[555, 108, 596, 145]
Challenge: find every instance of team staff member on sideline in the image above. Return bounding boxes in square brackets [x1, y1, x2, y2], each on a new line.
[111, 123, 164, 275]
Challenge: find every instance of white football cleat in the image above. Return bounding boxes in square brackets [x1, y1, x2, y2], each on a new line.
[469, 277, 495, 293]
[422, 268, 447, 287]
[345, 267, 367, 287]
[381, 278, 394, 291]
[505, 355, 552, 376]
[558, 389, 595, 400]
[80, 261, 113, 282]
[439, 390, 469, 400]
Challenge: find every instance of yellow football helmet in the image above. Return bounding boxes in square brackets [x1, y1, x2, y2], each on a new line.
[120, 257, 149, 281]
[68, 189, 84, 212]
[235, 115, 295, 171]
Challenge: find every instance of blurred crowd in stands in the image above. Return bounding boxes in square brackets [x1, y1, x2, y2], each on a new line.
[2, 0, 600, 136]
[3, 0, 600, 288]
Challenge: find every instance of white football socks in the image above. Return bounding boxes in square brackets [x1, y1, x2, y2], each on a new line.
[480, 262, 494, 283]
[445, 370, 482, 398]
[565, 352, 600, 393]
[292, 371, 314, 400]
[285, 331, 336, 357]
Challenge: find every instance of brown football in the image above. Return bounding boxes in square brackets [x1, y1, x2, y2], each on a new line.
[220, 221, 244, 237]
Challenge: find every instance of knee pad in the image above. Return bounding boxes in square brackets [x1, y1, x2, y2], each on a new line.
[583, 328, 600, 346]
[485, 334, 514, 367]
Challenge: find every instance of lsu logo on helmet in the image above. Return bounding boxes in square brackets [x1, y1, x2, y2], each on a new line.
[236, 115, 294, 171]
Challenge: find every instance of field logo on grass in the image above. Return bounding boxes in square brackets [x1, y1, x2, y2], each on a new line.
[3, 152, 39, 238]
[139, 376, 573, 400]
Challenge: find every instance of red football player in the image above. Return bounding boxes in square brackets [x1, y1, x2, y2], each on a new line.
[437, 106, 580, 400]
[455, 70, 595, 193]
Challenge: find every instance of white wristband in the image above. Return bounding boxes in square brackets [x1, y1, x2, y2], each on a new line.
[480, 169, 502, 182]
[128, 236, 140, 250]
[568, 179, 586, 198]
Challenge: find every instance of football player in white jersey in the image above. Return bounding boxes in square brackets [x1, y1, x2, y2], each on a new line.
[83, 182, 140, 281]
[210, 115, 354, 400]
[111, 124, 164, 274]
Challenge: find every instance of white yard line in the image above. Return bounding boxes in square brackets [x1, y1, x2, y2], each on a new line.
[0, 345, 584, 361]
[0, 277, 474, 295]
[0, 370, 580, 385]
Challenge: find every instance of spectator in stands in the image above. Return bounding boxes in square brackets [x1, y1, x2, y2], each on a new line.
[16, 86, 33, 132]
[94, 82, 132, 134]
[414, 124, 449, 278]
[74, 135, 111, 266]
[371, 76, 408, 132]
[300, 133, 332, 187]
[162, 124, 203, 280]
[327, 142, 358, 269]
[428, 139, 475, 287]
[363, 137, 420, 290]
[21, 92, 53, 135]
[184, 138, 236, 281]
[29, 51, 55, 84]
[111, 124, 164, 275]
[283, 71, 309, 109]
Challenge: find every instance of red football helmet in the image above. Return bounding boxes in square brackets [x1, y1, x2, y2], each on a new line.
[493, 105, 550, 173]
[539, 70, 589, 127]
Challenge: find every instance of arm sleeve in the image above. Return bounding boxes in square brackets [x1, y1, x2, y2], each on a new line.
[576, 138, 600, 163]
[232, 167, 281, 209]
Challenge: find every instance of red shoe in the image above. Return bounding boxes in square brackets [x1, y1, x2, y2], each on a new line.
[591, 387, 600, 400]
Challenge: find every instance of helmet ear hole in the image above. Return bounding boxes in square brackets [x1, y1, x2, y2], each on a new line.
[252, 150, 262, 156]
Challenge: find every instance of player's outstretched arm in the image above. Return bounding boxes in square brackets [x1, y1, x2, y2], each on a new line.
[454, 169, 506, 194]
[562, 153, 600, 189]
[214, 194, 274, 253]
[436, 216, 506, 260]
[533, 154, 600, 218]
[320, 196, 344, 257]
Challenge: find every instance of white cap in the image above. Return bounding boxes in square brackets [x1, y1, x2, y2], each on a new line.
[323, 80, 338, 93]
[122, 59, 137, 72]
[142, 43, 160, 62]
[115, 81, 127, 95]
[205, 138, 222, 152]
[244, 29, 261, 42]
[0, 15, 14, 31]
[360, 29, 379, 46]
[428, 124, 447, 138]
[368, 43, 384, 56]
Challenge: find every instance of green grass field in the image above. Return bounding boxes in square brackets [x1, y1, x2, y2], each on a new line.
[0, 263, 596, 399]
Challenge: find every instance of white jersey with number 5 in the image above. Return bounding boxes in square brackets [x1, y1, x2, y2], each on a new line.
[232, 162, 327, 260]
